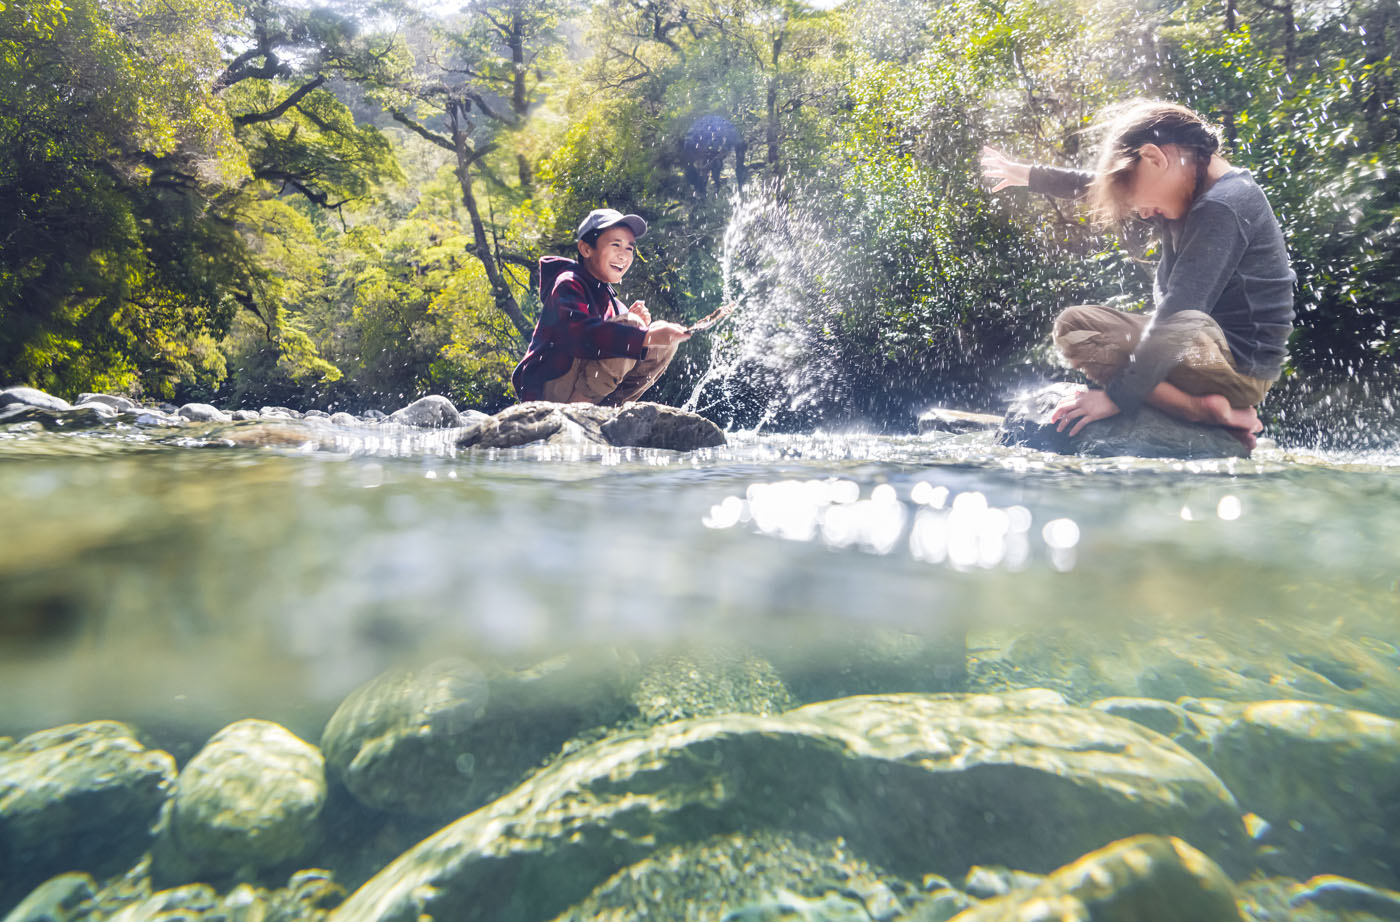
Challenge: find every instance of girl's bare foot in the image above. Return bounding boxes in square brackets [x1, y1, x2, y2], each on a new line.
[1196, 394, 1261, 448]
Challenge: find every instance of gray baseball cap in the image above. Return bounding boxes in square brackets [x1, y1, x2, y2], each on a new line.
[576, 208, 647, 241]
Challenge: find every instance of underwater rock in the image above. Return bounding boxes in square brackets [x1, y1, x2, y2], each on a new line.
[1287, 875, 1400, 917]
[321, 657, 630, 818]
[325, 690, 1244, 922]
[154, 720, 326, 880]
[1200, 700, 1400, 885]
[951, 834, 1242, 922]
[0, 721, 175, 882]
[631, 646, 795, 723]
[960, 866, 1044, 900]
[0, 387, 71, 412]
[0, 404, 120, 429]
[997, 383, 1249, 459]
[1090, 697, 1201, 750]
[177, 403, 232, 423]
[1, 872, 97, 922]
[387, 395, 462, 428]
[457, 401, 726, 452]
[546, 831, 905, 922]
[76, 393, 138, 411]
[916, 407, 1004, 435]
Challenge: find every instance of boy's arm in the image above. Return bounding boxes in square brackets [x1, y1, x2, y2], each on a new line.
[1104, 201, 1249, 412]
[548, 278, 648, 361]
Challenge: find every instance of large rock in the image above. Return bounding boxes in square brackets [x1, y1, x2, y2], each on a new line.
[177, 403, 232, 423]
[321, 657, 630, 818]
[154, 719, 327, 879]
[76, 393, 138, 411]
[388, 396, 461, 428]
[458, 401, 726, 451]
[1, 872, 96, 922]
[326, 691, 1245, 922]
[0, 722, 175, 882]
[950, 834, 1243, 922]
[0, 387, 71, 412]
[997, 383, 1249, 459]
[1199, 700, 1400, 885]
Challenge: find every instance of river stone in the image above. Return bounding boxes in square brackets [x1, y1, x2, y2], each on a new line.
[231, 409, 262, 421]
[329, 412, 358, 426]
[155, 720, 326, 878]
[325, 691, 1244, 922]
[321, 657, 629, 818]
[632, 646, 795, 723]
[1199, 700, 1400, 885]
[0, 721, 175, 881]
[259, 406, 303, 419]
[177, 403, 232, 423]
[951, 834, 1242, 922]
[0, 404, 114, 429]
[388, 395, 461, 428]
[0, 387, 71, 412]
[917, 407, 1004, 435]
[457, 401, 726, 451]
[1, 872, 97, 922]
[70, 401, 118, 418]
[76, 393, 138, 411]
[997, 383, 1249, 459]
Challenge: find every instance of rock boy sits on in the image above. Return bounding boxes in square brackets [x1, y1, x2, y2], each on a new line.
[982, 99, 1296, 449]
[512, 209, 692, 405]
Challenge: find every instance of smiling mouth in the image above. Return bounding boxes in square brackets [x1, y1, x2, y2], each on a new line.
[609, 264, 626, 273]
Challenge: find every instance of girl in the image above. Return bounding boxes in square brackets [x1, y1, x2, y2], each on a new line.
[982, 99, 1296, 449]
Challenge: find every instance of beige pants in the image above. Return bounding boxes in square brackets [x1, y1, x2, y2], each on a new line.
[1052, 304, 1272, 408]
[541, 313, 679, 406]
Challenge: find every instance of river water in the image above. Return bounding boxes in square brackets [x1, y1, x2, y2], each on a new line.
[3, 415, 1399, 919]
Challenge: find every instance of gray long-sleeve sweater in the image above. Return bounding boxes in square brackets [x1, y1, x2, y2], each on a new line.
[1028, 165, 1296, 411]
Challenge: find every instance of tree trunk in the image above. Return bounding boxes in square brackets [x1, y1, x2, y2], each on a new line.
[449, 101, 531, 338]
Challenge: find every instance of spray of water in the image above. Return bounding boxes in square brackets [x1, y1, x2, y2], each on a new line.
[683, 186, 849, 432]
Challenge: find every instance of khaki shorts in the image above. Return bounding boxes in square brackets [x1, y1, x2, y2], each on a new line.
[540, 313, 678, 406]
[1052, 304, 1272, 408]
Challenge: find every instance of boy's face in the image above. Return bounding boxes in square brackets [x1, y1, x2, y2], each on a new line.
[578, 226, 637, 284]
[1126, 143, 1196, 222]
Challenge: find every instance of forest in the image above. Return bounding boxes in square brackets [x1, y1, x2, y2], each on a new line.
[2, 0, 1395, 427]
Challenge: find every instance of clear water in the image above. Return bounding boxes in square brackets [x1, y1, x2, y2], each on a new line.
[3, 417, 1400, 915]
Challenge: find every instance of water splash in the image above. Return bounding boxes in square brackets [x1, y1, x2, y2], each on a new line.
[683, 187, 849, 431]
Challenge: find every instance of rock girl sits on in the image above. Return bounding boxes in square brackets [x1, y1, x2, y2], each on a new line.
[982, 99, 1296, 449]
[512, 209, 692, 405]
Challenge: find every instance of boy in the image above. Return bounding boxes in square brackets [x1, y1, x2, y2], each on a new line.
[512, 209, 692, 405]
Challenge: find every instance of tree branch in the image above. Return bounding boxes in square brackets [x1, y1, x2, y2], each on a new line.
[234, 76, 327, 126]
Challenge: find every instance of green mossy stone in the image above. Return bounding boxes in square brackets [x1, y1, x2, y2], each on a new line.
[326, 691, 1244, 922]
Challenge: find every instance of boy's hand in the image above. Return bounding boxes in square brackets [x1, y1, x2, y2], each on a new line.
[1051, 387, 1120, 437]
[628, 300, 651, 325]
[980, 146, 1031, 192]
[643, 321, 692, 349]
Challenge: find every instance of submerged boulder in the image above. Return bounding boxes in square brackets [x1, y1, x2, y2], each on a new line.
[326, 690, 1244, 922]
[1199, 700, 1400, 885]
[154, 719, 327, 880]
[321, 657, 630, 818]
[952, 835, 1243, 922]
[998, 383, 1249, 459]
[0, 722, 175, 882]
[457, 401, 726, 452]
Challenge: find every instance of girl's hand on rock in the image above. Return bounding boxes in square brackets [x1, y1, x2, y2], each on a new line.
[1051, 387, 1120, 437]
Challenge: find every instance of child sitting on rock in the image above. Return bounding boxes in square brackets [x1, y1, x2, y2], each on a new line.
[512, 209, 692, 405]
[982, 99, 1296, 449]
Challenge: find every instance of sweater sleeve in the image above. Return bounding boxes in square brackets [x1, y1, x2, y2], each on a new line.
[548, 277, 648, 361]
[1103, 200, 1249, 412]
[1027, 166, 1094, 200]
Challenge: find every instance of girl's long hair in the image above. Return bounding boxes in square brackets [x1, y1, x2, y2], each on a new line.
[1088, 99, 1223, 226]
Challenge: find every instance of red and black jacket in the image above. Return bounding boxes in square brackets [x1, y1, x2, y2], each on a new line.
[511, 255, 649, 401]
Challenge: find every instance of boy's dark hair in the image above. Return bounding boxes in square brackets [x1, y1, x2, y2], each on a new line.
[579, 229, 603, 247]
[1089, 99, 1223, 225]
